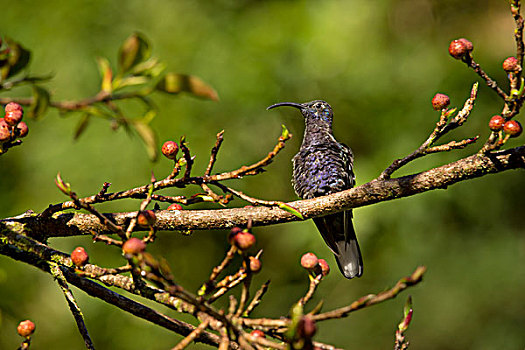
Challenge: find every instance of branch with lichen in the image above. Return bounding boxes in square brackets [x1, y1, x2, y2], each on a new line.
[0, 215, 424, 349]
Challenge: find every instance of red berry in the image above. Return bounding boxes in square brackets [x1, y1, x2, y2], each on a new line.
[4, 110, 22, 126]
[488, 115, 505, 131]
[503, 120, 522, 137]
[167, 203, 183, 210]
[250, 330, 265, 338]
[431, 93, 450, 110]
[233, 231, 256, 250]
[122, 237, 147, 255]
[17, 320, 35, 338]
[4, 102, 22, 113]
[16, 121, 28, 137]
[249, 256, 262, 273]
[457, 38, 473, 52]
[503, 56, 519, 72]
[300, 252, 318, 270]
[318, 259, 330, 276]
[0, 119, 10, 141]
[161, 141, 179, 160]
[297, 316, 316, 338]
[448, 39, 468, 59]
[137, 210, 156, 227]
[228, 226, 243, 244]
[71, 247, 89, 267]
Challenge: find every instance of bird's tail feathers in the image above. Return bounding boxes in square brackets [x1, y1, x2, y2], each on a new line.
[334, 238, 363, 279]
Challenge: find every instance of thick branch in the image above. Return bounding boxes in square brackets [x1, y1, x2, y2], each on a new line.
[0, 230, 227, 348]
[4, 146, 522, 238]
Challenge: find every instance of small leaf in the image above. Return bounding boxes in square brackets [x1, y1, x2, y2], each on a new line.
[55, 173, 72, 195]
[1, 38, 31, 79]
[278, 202, 304, 219]
[133, 121, 158, 161]
[403, 295, 413, 318]
[281, 124, 290, 139]
[131, 58, 165, 77]
[73, 113, 91, 140]
[443, 108, 457, 118]
[285, 303, 304, 340]
[156, 73, 219, 101]
[96, 57, 113, 93]
[113, 75, 149, 90]
[196, 194, 215, 202]
[118, 33, 151, 73]
[28, 85, 50, 119]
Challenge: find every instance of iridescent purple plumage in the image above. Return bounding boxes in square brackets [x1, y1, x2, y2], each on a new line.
[267, 100, 363, 279]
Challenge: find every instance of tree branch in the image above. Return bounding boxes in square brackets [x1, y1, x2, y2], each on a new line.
[4, 146, 523, 238]
[0, 228, 232, 348]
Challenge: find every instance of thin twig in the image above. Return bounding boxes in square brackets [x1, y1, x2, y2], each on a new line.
[380, 83, 478, 179]
[235, 272, 252, 317]
[42, 128, 291, 215]
[241, 266, 426, 329]
[512, 0, 525, 74]
[205, 130, 225, 176]
[199, 245, 237, 296]
[171, 319, 210, 350]
[298, 274, 323, 307]
[0, 89, 152, 112]
[90, 230, 123, 246]
[242, 332, 287, 350]
[180, 139, 194, 181]
[312, 266, 426, 322]
[463, 55, 508, 100]
[228, 295, 238, 316]
[49, 264, 96, 350]
[208, 269, 248, 303]
[244, 280, 270, 316]
[217, 184, 282, 207]
[218, 328, 230, 350]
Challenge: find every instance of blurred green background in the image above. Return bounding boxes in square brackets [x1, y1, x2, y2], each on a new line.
[1, 0, 524, 349]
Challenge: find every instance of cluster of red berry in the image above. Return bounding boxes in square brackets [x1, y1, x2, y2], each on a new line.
[489, 114, 522, 137]
[447, 38, 523, 139]
[300, 252, 330, 277]
[0, 102, 28, 142]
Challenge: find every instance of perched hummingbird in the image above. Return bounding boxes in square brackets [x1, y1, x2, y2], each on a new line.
[267, 100, 363, 279]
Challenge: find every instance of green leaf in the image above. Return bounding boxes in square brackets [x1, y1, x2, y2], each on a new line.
[281, 124, 290, 139]
[113, 76, 149, 90]
[28, 85, 50, 119]
[131, 58, 165, 77]
[96, 57, 113, 93]
[73, 113, 91, 140]
[156, 73, 219, 101]
[403, 295, 413, 318]
[118, 33, 151, 74]
[133, 121, 158, 161]
[1, 38, 31, 80]
[55, 173, 72, 195]
[285, 303, 304, 340]
[278, 202, 304, 219]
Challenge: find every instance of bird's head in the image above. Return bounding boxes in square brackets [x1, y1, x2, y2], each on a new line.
[267, 100, 333, 125]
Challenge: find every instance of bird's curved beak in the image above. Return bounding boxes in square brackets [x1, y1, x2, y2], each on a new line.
[266, 102, 304, 110]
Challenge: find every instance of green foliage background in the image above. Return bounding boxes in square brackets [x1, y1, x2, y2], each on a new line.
[1, 0, 524, 349]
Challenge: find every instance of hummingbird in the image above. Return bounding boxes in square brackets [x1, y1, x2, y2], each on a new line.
[267, 100, 363, 279]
